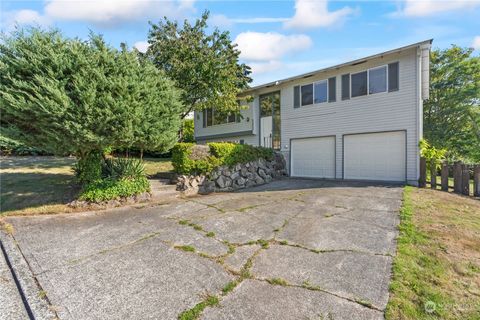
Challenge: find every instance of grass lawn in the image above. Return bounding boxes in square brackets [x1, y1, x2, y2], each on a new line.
[142, 157, 173, 176]
[0, 156, 172, 215]
[387, 187, 480, 319]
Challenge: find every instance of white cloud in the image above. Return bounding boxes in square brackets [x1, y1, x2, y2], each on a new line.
[2, 9, 51, 30]
[44, 0, 195, 25]
[472, 36, 480, 50]
[134, 41, 150, 53]
[248, 60, 284, 74]
[394, 0, 480, 17]
[284, 0, 355, 29]
[234, 31, 312, 61]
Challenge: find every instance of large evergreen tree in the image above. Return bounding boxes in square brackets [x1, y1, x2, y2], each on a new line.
[146, 11, 252, 119]
[0, 28, 183, 176]
[424, 46, 480, 162]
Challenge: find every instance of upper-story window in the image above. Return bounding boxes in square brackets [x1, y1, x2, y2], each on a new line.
[294, 76, 336, 108]
[343, 62, 399, 100]
[203, 108, 240, 127]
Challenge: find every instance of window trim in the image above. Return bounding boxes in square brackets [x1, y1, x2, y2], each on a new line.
[295, 77, 332, 108]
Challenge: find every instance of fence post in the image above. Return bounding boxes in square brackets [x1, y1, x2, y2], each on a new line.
[441, 161, 449, 192]
[461, 164, 470, 196]
[453, 161, 462, 194]
[474, 165, 480, 197]
[419, 157, 426, 188]
[430, 159, 436, 189]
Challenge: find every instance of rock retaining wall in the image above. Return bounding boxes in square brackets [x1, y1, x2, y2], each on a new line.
[177, 152, 287, 195]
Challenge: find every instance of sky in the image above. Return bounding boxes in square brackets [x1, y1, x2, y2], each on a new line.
[2, 0, 480, 86]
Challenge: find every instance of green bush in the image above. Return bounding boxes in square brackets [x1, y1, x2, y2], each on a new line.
[171, 143, 221, 175]
[171, 142, 274, 175]
[74, 151, 103, 184]
[208, 142, 273, 166]
[102, 158, 146, 180]
[79, 177, 150, 202]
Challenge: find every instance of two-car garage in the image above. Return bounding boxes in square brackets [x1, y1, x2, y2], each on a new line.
[290, 131, 406, 182]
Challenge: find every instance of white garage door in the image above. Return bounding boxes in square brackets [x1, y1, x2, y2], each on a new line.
[344, 131, 406, 181]
[291, 136, 335, 178]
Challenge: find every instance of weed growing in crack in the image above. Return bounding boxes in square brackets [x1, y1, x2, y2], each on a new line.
[302, 280, 322, 291]
[257, 239, 269, 249]
[206, 232, 215, 237]
[179, 220, 189, 225]
[223, 241, 235, 254]
[222, 280, 239, 294]
[246, 240, 256, 245]
[175, 245, 196, 252]
[279, 240, 288, 245]
[267, 278, 288, 286]
[178, 295, 219, 320]
[310, 249, 321, 254]
[355, 299, 373, 308]
[190, 224, 203, 231]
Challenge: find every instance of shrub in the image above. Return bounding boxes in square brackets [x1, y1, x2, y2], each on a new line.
[208, 142, 273, 166]
[74, 151, 104, 184]
[171, 142, 274, 175]
[102, 158, 146, 180]
[171, 143, 221, 175]
[79, 177, 150, 202]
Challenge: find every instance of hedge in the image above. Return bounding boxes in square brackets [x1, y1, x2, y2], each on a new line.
[172, 142, 274, 175]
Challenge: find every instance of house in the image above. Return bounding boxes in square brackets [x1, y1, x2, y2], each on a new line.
[194, 40, 432, 185]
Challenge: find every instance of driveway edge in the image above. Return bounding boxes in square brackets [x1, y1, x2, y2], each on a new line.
[0, 231, 57, 320]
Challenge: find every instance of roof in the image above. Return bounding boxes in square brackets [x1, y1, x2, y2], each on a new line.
[242, 39, 433, 94]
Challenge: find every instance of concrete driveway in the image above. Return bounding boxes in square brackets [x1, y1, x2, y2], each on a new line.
[1, 178, 403, 320]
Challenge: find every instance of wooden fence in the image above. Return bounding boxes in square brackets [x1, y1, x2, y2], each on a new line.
[419, 157, 480, 197]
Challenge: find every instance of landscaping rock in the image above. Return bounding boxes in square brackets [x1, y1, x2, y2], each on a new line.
[176, 151, 287, 195]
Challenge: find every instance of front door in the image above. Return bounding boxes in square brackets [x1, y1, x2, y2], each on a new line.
[259, 91, 281, 149]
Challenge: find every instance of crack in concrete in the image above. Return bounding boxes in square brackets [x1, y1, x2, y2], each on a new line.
[251, 277, 384, 312]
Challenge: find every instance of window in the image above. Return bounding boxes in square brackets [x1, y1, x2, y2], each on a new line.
[388, 62, 399, 92]
[328, 77, 336, 102]
[314, 80, 327, 104]
[301, 84, 313, 106]
[369, 66, 387, 94]
[295, 77, 335, 107]
[341, 74, 350, 100]
[351, 71, 368, 97]
[344, 62, 399, 99]
[206, 108, 213, 127]
[203, 108, 240, 127]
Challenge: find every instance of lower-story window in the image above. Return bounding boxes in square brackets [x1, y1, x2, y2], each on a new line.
[203, 108, 241, 127]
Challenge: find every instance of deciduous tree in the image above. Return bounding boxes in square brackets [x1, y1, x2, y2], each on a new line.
[146, 11, 252, 119]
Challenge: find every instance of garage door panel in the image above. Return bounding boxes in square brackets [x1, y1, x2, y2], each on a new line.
[291, 137, 335, 178]
[344, 131, 406, 181]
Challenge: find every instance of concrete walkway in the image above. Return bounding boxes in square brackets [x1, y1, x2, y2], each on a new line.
[1, 178, 403, 320]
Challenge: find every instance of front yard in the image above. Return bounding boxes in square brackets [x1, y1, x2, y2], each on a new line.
[1, 156, 479, 319]
[0, 156, 172, 215]
[387, 187, 480, 319]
